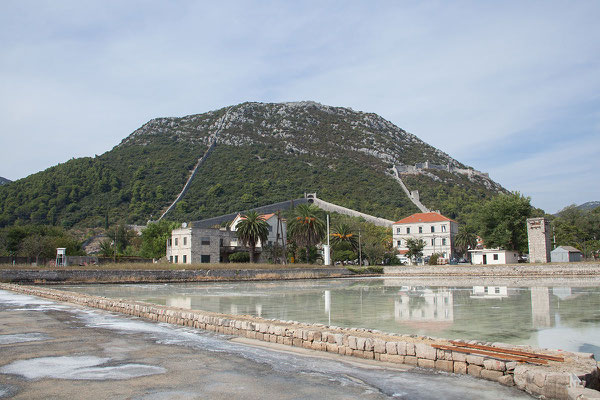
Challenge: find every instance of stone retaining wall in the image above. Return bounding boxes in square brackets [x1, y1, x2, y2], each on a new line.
[0, 268, 351, 284]
[1, 283, 598, 400]
[384, 264, 600, 277]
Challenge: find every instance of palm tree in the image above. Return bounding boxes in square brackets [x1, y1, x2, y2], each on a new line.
[330, 223, 358, 249]
[455, 225, 478, 260]
[288, 204, 326, 262]
[235, 211, 269, 263]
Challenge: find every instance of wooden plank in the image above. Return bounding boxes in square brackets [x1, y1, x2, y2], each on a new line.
[449, 341, 564, 362]
[432, 344, 548, 365]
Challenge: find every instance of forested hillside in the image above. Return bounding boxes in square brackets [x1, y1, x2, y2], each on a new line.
[0, 101, 505, 228]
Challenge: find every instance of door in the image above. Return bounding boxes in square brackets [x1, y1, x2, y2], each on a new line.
[483, 254, 487, 265]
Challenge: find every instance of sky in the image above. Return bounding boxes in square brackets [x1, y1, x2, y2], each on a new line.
[1, 1, 599, 214]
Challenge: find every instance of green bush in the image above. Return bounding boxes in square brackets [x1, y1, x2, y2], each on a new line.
[229, 251, 250, 263]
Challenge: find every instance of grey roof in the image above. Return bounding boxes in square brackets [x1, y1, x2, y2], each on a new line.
[552, 246, 582, 253]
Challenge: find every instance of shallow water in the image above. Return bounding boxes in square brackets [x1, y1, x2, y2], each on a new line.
[0, 289, 532, 399]
[56, 277, 600, 358]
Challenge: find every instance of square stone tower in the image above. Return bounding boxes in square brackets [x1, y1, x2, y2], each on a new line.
[527, 218, 551, 263]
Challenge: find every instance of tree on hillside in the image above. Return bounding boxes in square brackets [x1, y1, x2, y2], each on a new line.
[406, 238, 426, 264]
[236, 211, 269, 263]
[552, 205, 600, 259]
[476, 192, 535, 253]
[140, 220, 179, 259]
[454, 225, 478, 259]
[19, 234, 53, 264]
[288, 204, 326, 263]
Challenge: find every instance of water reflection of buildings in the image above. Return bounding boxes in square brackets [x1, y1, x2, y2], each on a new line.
[394, 288, 453, 330]
[166, 296, 192, 309]
[531, 287, 554, 328]
[470, 286, 509, 299]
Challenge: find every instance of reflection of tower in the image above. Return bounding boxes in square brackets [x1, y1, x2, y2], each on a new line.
[394, 289, 453, 329]
[255, 304, 262, 317]
[531, 287, 552, 328]
[324, 290, 331, 325]
[527, 218, 551, 263]
[166, 296, 192, 309]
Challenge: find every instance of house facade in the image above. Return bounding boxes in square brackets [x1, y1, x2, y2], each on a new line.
[392, 212, 458, 261]
[550, 246, 582, 263]
[166, 213, 287, 264]
[469, 249, 519, 265]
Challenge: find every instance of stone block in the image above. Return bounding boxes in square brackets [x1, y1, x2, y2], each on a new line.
[338, 346, 346, 355]
[311, 341, 322, 351]
[364, 338, 374, 351]
[480, 369, 504, 381]
[302, 340, 312, 349]
[397, 342, 407, 356]
[380, 354, 405, 364]
[466, 355, 485, 366]
[356, 337, 366, 351]
[467, 365, 483, 378]
[435, 360, 454, 373]
[483, 359, 506, 371]
[327, 333, 337, 344]
[345, 347, 353, 356]
[361, 351, 374, 360]
[404, 356, 418, 366]
[505, 361, 517, 371]
[418, 359, 436, 369]
[326, 343, 338, 353]
[348, 336, 358, 350]
[270, 335, 278, 343]
[293, 338, 303, 347]
[567, 387, 600, 400]
[497, 375, 514, 387]
[333, 334, 344, 346]
[415, 343, 437, 360]
[406, 343, 415, 356]
[313, 331, 321, 342]
[374, 339, 386, 354]
[283, 337, 292, 346]
[386, 342, 398, 355]
[454, 362, 467, 375]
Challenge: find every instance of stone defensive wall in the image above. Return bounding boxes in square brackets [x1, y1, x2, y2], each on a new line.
[0, 267, 351, 285]
[1, 283, 598, 400]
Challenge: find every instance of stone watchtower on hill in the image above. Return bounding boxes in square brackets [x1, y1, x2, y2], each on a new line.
[527, 217, 551, 263]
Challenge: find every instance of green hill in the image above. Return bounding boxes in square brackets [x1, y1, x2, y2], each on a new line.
[0, 101, 505, 228]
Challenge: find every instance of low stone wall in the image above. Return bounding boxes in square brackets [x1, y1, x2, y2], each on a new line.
[1, 283, 598, 400]
[384, 264, 600, 277]
[0, 268, 351, 284]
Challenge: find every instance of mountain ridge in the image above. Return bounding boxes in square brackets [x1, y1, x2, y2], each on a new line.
[0, 101, 506, 228]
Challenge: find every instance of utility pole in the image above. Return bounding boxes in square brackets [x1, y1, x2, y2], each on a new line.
[358, 228, 362, 266]
[113, 225, 117, 264]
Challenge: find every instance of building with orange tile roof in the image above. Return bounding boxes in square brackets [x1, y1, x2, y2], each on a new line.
[392, 212, 458, 263]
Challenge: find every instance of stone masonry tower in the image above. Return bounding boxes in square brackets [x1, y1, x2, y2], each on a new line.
[527, 217, 551, 263]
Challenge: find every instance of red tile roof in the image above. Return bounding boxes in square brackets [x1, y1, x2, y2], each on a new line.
[393, 212, 456, 224]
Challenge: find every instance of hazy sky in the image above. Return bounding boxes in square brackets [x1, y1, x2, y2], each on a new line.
[1, 1, 599, 213]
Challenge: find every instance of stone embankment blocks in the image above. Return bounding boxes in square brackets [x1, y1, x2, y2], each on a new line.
[1, 283, 598, 400]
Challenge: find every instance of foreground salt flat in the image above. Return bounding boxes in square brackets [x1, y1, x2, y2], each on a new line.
[0, 290, 532, 399]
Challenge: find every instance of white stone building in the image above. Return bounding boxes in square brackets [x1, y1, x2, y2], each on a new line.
[166, 213, 287, 264]
[469, 249, 519, 265]
[392, 212, 458, 261]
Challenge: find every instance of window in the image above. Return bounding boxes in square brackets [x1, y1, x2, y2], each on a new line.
[441, 225, 447, 232]
[431, 238, 435, 246]
[418, 226, 423, 233]
[201, 237, 210, 245]
[442, 238, 447, 246]
[201, 255, 210, 263]
[495, 287, 501, 294]
[268, 225, 273, 232]
[183, 255, 187, 263]
[268, 241, 273, 246]
[175, 238, 178, 246]
[406, 227, 410, 234]
[169, 256, 173, 263]
[174, 255, 178, 263]
[493, 254, 499, 260]
[396, 228, 401, 234]
[397, 240, 402, 247]
[431, 226, 435, 233]
[167, 239, 172, 247]
[183, 237, 187, 246]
